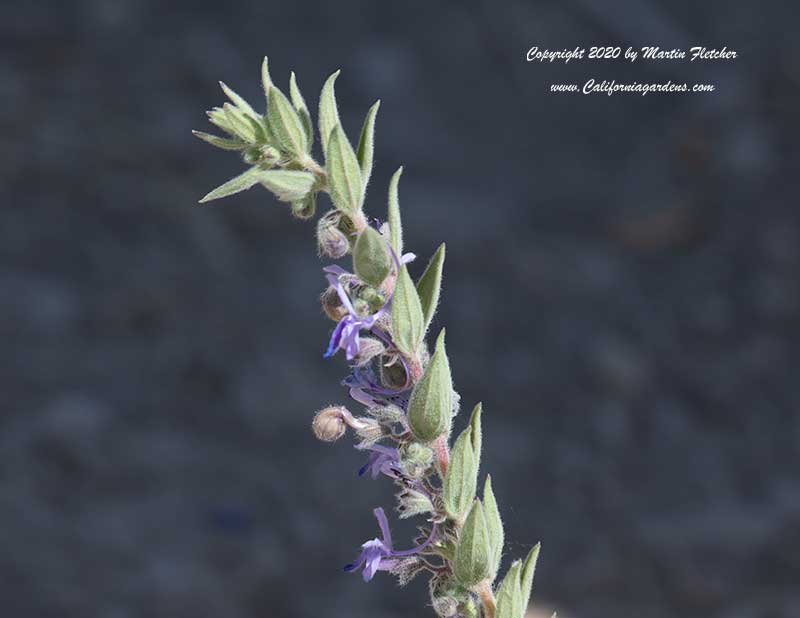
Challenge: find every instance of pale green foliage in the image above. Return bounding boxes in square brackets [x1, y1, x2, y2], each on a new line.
[200, 168, 314, 204]
[219, 81, 259, 119]
[520, 543, 541, 610]
[443, 402, 482, 521]
[191, 130, 246, 151]
[353, 226, 391, 287]
[391, 264, 425, 356]
[356, 100, 380, 190]
[483, 475, 504, 578]
[268, 87, 308, 156]
[199, 167, 266, 203]
[495, 561, 523, 618]
[387, 166, 404, 255]
[407, 330, 452, 442]
[443, 423, 478, 520]
[289, 72, 314, 150]
[326, 125, 363, 216]
[194, 59, 545, 618]
[318, 70, 341, 155]
[416, 243, 446, 332]
[453, 499, 492, 587]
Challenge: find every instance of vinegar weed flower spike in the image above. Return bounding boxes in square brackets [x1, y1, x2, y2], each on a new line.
[194, 57, 545, 618]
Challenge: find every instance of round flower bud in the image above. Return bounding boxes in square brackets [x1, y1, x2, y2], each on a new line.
[320, 286, 348, 322]
[317, 214, 350, 259]
[312, 406, 351, 442]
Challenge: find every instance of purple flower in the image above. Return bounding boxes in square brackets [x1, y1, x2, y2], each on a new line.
[322, 252, 416, 362]
[357, 444, 401, 480]
[323, 266, 383, 361]
[344, 507, 437, 582]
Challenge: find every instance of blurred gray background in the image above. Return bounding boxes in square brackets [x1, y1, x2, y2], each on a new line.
[2, 1, 799, 617]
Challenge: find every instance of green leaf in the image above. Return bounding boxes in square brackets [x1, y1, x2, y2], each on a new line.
[192, 130, 247, 151]
[219, 81, 259, 119]
[267, 87, 308, 156]
[353, 226, 391, 287]
[326, 124, 363, 216]
[356, 100, 380, 190]
[453, 499, 492, 587]
[495, 561, 523, 618]
[207, 107, 234, 135]
[318, 69, 341, 154]
[407, 329, 452, 442]
[223, 103, 257, 142]
[199, 167, 265, 203]
[289, 71, 314, 151]
[258, 170, 315, 202]
[443, 424, 477, 521]
[520, 543, 541, 612]
[468, 402, 482, 464]
[387, 166, 403, 255]
[483, 474, 504, 578]
[416, 243, 446, 333]
[391, 264, 425, 357]
[261, 56, 273, 102]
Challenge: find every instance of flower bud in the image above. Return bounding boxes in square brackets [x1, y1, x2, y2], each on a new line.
[453, 499, 492, 587]
[408, 330, 453, 443]
[380, 355, 409, 390]
[291, 192, 316, 220]
[320, 286, 348, 322]
[312, 405, 351, 442]
[401, 442, 433, 478]
[317, 212, 350, 258]
[353, 225, 392, 287]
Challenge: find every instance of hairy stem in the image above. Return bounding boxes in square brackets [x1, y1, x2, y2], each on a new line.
[476, 580, 497, 618]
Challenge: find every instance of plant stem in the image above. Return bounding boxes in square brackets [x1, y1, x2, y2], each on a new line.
[476, 580, 497, 618]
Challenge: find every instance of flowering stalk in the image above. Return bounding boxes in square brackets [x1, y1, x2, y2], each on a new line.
[194, 57, 546, 618]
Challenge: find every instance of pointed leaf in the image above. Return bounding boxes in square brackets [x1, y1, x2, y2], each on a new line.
[495, 561, 523, 618]
[416, 243, 445, 332]
[326, 124, 363, 216]
[199, 167, 264, 203]
[483, 475, 504, 577]
[520, 543, 541, 611]
[223, 103, 256, 142]
[261, 56, 273, 102]
[391, 264, 425, 357]
[289, 71, 314, 150]
[453, 499, 492, 587]
[407, 330, 452, 442]
[219, 81, 259, 119]
[318, 69, 341, 154]
[268, 87, 308, 156]
[443, 425, 477, 521]
[258, 170, 315, 202]
[207, 107, 235, 135]
[192, 130, 247, 151]
[356, 100, 380, 190]
[468, 402, 482, 463]
[353, 226, 391, 287]
[387, 166, 403, 255]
